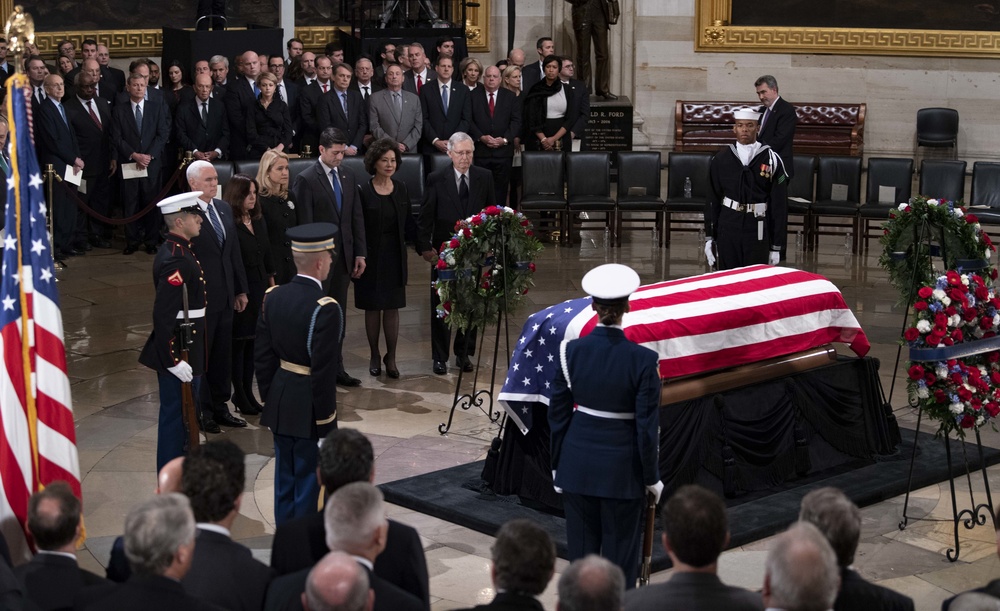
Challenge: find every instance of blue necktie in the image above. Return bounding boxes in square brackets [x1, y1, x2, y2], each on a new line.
[207, 202, 225, 248]
[441, 84, 449, 114]
[331, 169, 342, 213]
[340, 92, 347, 114]
[134, 103, 143, 133]
[56, 103, 68, 128]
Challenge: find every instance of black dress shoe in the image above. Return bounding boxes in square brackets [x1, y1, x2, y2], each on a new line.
[123, 244, 138, 255]
[384, 355, 399, 379]
[336, 372, 362, 387]
[457, 356, 474, 372]
[214, 412, 247, 427]
[369, 356, 381, 377]
[600, 92, 619, 100]
[200, 416, 221, 434]
[432, 360, 447, 375]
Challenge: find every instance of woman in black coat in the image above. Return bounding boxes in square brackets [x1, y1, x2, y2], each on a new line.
[248, 71, 293, 159]
[355, 138, 409, 379]
[224, 173, 275, 416]
[255, 149, 298, 284]
[521, 55, 574, 152]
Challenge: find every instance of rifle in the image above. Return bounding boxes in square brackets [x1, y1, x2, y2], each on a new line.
[639, 490, 656, 586]
[179, 283, 201, 451]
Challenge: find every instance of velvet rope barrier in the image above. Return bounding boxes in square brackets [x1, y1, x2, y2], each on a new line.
[51, 163, 189, 226]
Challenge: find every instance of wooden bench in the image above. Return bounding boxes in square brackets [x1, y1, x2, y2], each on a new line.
[674, 101, 866, 157]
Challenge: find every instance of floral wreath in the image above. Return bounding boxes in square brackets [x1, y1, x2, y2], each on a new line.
[904, 270, 1000, 436]
[435, 205, 544, 332]
[879, 196, 995, 304]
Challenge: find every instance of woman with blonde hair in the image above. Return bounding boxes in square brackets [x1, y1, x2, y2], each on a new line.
[248, 71, 292, 158]
[256, 149, 298, 285]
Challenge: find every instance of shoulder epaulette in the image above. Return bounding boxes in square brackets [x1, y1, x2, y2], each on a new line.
[265, 285, 279, 294]
[318, 296, 338, 306]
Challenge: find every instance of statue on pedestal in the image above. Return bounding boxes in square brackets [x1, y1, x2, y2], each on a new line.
[565, 0, 619, 100]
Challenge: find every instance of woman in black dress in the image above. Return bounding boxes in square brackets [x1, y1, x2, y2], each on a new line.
[522, 55, 573, 152]
[248, 71, 293, 159]
[356, 138, 409, 379]
[223, 174, 275, 415]
[255, 149, 298, 284]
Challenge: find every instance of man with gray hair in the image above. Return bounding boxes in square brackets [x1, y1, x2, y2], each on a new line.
[80, 494, 223, 610]
[417, 131, 495, 375]
[209, 54, 230, 90]
[304, 551, 373, 611]
[558, 555, 624, 611]
[456, 519, 556, 611]
[762, 522, 840, 611]
[799, 487, 913, 611]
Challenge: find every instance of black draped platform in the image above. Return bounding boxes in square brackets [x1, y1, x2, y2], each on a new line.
[485, 356, 901, 511]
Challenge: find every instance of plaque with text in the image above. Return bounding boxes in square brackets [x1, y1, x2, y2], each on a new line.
[582, 97, 633, 164]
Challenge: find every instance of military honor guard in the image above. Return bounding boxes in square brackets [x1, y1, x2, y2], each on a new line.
[138, 192, 207, 473]
[255, 223, 342, 526]
[549, 264, 663, 588]
[705, 108, 788, 271]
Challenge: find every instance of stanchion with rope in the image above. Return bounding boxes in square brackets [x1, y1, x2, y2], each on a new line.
[43, 163, 65, 270]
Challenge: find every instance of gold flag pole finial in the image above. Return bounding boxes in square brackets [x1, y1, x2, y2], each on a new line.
[5, 6, 35, 75]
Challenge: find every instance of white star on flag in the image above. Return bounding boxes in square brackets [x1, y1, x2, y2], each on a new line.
[3, 235, 15, 250]
[532, 323, 539, 331]
[535, 364, 543, 372]
[547, 353, 554, 362]
[522, 376, 531, 386]
[564, 307, 573, 313]
[524, 349, 533, 358]
[28, 173, 43, 189]
[39, 268, 52, 282]
[519, 336, 526, 344]
[30, 239, 45, 255]
[512, 363, 519, 371]
[538, 337, 546, 346]
[2, 295, 14, 310]
[549, 326, 557, 335]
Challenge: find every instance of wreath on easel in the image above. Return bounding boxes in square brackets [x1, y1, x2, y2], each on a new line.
[434, 206, 544, 332]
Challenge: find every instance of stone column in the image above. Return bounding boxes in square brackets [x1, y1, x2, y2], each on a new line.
[280, 0, 295, 47]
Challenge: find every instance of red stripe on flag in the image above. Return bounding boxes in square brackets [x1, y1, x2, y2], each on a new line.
[38, 456, 81, 498]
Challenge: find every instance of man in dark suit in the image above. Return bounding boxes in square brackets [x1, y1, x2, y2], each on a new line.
[255, 223, 341, 525]
[558, 556, 625, 611]
[77, 494, 224, 611]
[624, 485, 762, 609]
[755, 74, 796, 260]
[292, 127, 366, 387]
[417, 132, 495, 374]
[353, 57, 383, 106]
[270, 429, 430, 608]
[318, 63, 368, 155]
[96, 44, 126, 95]
[115, 59, 167, 108]
[72, 59, 116, 106]
[401, 43, 436, 96]
[109, 72, 170, 254]
[419, 56, 472, 154]
[224, 51, 262, 161]
[180, 440, 274, 610]
[0, 38, 12, 98]
[454, 520, 555, 611]
[37, 73, 86, 258]
[264, 483, 422, 611]
[800, 487, 914, 611]
[560, 58, 591, 149]
[175, 73, 230, 161]
[185, 161, 249, 433]
[520, 37, 554, 93]
[470, 65, 521, 206]
[369, 64, 422, 154]
[297, 55, 335, 155]
[15, 482, 109, 610]
[65, 73, 114, 249]
[297, 552, 373, 611]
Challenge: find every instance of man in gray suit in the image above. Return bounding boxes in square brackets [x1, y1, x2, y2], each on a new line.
[624, 485, 762, 610]
[292, 127, 367, 387]
[369, 64, 422, 153]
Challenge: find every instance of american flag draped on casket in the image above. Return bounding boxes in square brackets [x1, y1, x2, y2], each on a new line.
[497, 265, 870, 434]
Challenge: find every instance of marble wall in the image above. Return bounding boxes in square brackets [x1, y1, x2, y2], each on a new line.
[475, 0, 1000, 163]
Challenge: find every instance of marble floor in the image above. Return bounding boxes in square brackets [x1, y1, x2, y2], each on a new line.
[53, 221, 1000, 610]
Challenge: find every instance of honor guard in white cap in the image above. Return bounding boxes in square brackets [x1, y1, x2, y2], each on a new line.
[255, 222, 343, 525]
[138, 192, 208, 472]
[705, 107, 788, 270]
[549, 263, 663, 587]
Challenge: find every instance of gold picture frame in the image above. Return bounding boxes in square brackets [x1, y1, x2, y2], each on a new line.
[695, 0, 1000, 58]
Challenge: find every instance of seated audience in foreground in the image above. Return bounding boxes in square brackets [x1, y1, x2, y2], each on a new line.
[624, 484, 762, 610]
[558, 554, 625, 611]
[456, 519, 556, 611]
[305, 551, 373, 611]
[799, 487, 914, 611]
[941, 515, 1000, 610]
[762, 522, 841, 611]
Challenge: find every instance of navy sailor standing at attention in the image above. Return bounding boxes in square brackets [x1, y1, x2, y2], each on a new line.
[255, 223, 342, 526]
[138, 192, 208, 473]
[549, 263, 663, 589]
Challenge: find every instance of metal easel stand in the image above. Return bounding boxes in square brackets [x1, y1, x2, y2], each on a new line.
[439, 222, 513, 435]
[894, 218, 996, 562]
[44, 164, 66, 271]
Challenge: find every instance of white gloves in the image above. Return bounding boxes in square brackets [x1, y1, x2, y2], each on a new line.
[768, 250, 780, 266]
[167, 361, 193, 383]
[552, 470, 563, 494]
[646, 481, 664, 504]
[704, 239, 716, 267]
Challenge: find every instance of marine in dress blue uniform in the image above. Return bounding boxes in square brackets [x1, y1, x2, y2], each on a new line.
[549, 264, 663, 588]
[255, 223, 342, 525]
[138, 192, 208, 473]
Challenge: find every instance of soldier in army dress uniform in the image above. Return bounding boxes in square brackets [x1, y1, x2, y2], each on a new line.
[255, 223, 342, 525]
[138, 192, 208, 473]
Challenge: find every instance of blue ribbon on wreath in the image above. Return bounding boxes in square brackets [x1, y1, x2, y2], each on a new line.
[910, 334, 1000, 362]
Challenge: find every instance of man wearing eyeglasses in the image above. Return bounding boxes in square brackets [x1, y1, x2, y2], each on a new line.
[417, 132, 495, 375]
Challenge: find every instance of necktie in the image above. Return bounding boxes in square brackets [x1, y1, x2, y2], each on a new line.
[330, 169, 342, 213]
[253, 82, 260, 96]
[760, 107, 770, 130]
[206, 202, 225, 248]
[441, 84, 449, 114]
[87, 100, 101, 129]
[56, 103, 68, 128]
[459, 174, 469, 211]
[201, 101, 209, 125]
[277, 84, 284, 103]
[416, 74, 422, 93]
[35, 87, 44, 103]
[391, 92, 401, 122]
[362, 86, 369, 102]
[322, 82, 328, 93]
[0, 150, 9, 176]
[340, 92, 347, 114]
[488, 92, 495, 117]
[134, 103, 143, 133]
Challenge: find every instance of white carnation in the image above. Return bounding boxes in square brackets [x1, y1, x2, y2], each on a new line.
[950, 402, 965, 414]
[898, 203, 909, 211]
[962, 275, 970, 286]
[942, 296, 952, 307]
[937, 366, 949, 379]
[916, 320, 932, 333]
[933, 289, 947, 301]
[994, 314, 1000, 327]
[955, 208, 964, 217]
[950, 314, 962, 328]
[928, 199, 940, 205]
[977, 416, 985, 426]
[445, 254, 456, 266]
[917, 387, 930, 399]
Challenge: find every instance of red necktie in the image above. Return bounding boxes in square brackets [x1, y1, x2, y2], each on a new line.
[416, 74, 422, 94]
[488, 92, 495, 117]
[322, 83, 328, 93]
[87, 100, 101, 129]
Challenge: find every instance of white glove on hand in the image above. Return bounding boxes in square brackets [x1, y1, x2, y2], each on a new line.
[704, 239, 716, 267]
[646, 481, 664, 504]
[768, 250, 780, 266]
[552, 470, 563, 494]
[167, 361, 193, 383]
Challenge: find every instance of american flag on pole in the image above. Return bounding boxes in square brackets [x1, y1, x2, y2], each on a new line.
[498, 265, 870, 434]
[0, 78, 81, 561]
